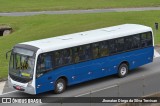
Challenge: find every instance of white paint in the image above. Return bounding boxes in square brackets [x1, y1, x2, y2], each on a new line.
[91, 84, 118, 93]
[75, 85, 118, 97]
[20, 24, 153, 53]
[0, 81, 6, 95]
[74, 91, 91, 97]
[154, 49, 160, 58]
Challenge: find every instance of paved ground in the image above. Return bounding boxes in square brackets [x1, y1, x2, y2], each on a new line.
[0, 7, 160, 16]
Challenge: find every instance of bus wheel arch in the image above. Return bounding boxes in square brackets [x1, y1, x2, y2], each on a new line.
[54, 76, 68, 94]
[118, 61, 129, 78]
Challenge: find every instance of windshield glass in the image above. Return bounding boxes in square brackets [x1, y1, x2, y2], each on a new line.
[9, 52, 35, 79]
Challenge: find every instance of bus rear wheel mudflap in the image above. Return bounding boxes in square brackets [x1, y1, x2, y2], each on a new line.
[118, 63, 129, 78]
[54, 78, 67, 94]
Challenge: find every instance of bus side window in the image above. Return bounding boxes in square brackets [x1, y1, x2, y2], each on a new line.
[125, 36, 133, 51]
[37, 54, 53, 74]
[141, 33, 148, 47]
[45, 55, 53, 70]
[36, 56, 41, 75]
[54, 51, 59, 66]
[54, 51, 64, 67]
[78, 46, 85, 61]
[109, 39, 117, 54]
[73, 47, 80, 63]
[132, 34, 141, 49]
[99, 41, 109, 57]
[141, 32, 152, 47]
[146, 32, 153, 46]
[116, 38, 125, 53]
[92, 43, 100, 59]
[84, 44, 91, 60]
[63, 49, 72, 65]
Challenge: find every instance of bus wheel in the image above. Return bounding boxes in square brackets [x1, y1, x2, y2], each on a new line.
[54, 78, 66, 94]
[118, 63, 128, 78]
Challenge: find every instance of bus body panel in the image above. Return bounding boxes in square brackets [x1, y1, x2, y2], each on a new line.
[36, 46, 153, 94]
[36, 66, 75, 94]
[36, 73, 55, 94]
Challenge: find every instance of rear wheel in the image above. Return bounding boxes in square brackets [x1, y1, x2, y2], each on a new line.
[54, 78, 66, 94]
[118, 63, 128, 78]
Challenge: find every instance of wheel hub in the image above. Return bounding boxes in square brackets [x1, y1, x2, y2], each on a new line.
[121, 67, 127, 75]
[57, 82, 64, 92]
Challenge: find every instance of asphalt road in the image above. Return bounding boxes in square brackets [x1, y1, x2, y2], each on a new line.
[0, 7, 160, 16]
[0, 57, 160, 106]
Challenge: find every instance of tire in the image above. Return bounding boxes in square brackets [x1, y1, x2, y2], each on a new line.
[54, 78, 66, 94]
[118, 63, 128, 78]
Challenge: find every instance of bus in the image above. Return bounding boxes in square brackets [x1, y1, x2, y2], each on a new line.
[8, 24, 154, 94]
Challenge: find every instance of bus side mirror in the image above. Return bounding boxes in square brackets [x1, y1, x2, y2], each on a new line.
[6, 50, 11, 60]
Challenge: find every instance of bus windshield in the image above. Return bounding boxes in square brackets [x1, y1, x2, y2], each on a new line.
[9, 50, 35, 79]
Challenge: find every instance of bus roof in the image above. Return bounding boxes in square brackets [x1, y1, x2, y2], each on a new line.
[21, 24, 152, 53]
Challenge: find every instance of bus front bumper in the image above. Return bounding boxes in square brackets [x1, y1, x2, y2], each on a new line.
[8, 76, 36, 95]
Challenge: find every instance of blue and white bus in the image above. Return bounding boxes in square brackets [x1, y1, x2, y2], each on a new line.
[8, 24, 154, 94]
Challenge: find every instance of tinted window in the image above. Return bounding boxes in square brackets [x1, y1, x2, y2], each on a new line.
[125, 36, 133, 50]
[132, 34, 141, 49]
[62, 49, 72, 65]
[37, 54, 53, 75]
[141, 32, 152, 47]
[116, 38, 125, 52]
[72, 46, 84, 63]
[92, 43, 100, 59]
[54, 50, 64, 67]
[72, 47, 78, 63]
[99, 41, 109, 57]
[83, 44, 92, 60]
[109, 39, 117, 54]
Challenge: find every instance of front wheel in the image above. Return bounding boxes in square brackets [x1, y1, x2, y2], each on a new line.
[118, 63, 128, 78]
[54, 78, 66, 94]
